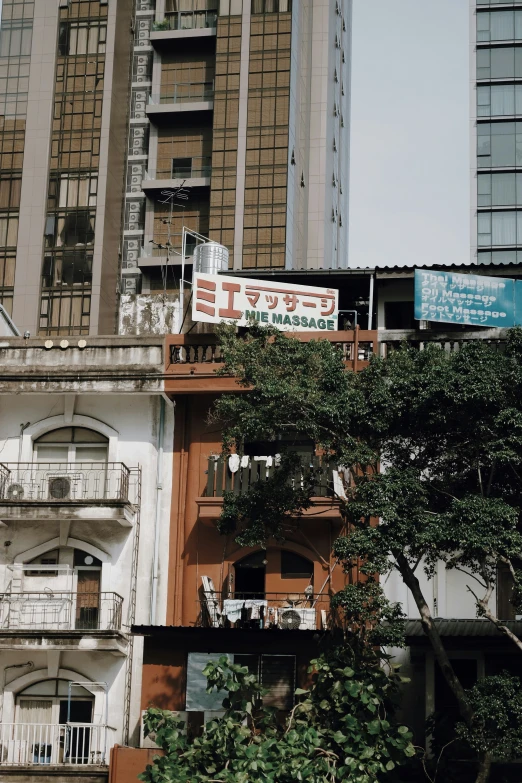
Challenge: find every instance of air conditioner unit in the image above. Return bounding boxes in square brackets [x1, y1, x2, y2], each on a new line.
[278, 608, 316, 631]
[140, 711, 187, 748]
[6, 483, 24, 500]
[47, 473, 84, 500]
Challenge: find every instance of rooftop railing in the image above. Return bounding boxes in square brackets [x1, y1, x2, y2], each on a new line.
[199, 591, 332, 630]
[0, 592, 123, 632]
[0, 462, 135, 504]
[206, 453, 337, 498]
[153, 10, 217, 31]
[379, 329, 510, 357]
[0, 723, 114, 766]
[167, 331, 376, 368]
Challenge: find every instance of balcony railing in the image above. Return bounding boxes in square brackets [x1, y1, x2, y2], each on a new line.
[0, 592, 123, 632]
[379, 329, 510, 357]
[168, 332, 376, 367]
[199, 592, 332, 630]
[149, 82, 214, 104]
[0, 462, 132, 503]
[206, 453, 337, 498]
[145, 158, 212, 181]
[0, 723, 114, 766]
[153, 10, 217, 31]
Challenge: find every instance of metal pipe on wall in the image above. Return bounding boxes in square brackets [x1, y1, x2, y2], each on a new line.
[150, 395, 165, 624]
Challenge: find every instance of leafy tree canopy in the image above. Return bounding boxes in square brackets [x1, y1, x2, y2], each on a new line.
[140, 646, 415, 783]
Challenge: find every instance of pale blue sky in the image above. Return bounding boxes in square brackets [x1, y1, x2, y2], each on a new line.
[348, 0, 470, 268]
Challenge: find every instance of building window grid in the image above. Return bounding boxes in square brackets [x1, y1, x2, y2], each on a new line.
[208, 17, 241, 264]
[39, 0, 107, 336]
[477, 9, 522, 42]
[242, 13, 290, 269]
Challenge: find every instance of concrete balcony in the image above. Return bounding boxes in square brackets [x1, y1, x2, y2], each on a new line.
[199, 591, 332, 631]
[141, 165, 211, 194]
[0, 591, 127, 655]
[0, 463, 138, 527]
[146, 83, 214, 119]
[0, 722, 114, 768]
[164, 330, 377, 394]
[150, 11, 217, 45]
[0, 591, 123, 632]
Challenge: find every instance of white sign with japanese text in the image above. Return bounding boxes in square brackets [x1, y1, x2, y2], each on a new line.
[192, 273, 339, 332]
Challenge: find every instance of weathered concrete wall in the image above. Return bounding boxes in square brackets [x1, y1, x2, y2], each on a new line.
[119, 294, 180, 336]
[0, 770, 108, 782]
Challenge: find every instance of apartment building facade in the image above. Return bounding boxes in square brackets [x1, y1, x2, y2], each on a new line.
[472, 0, 522, 265]
[0, 336, 173, 783]
[0, 0, 133, 337]
[121, 0, 352, 312]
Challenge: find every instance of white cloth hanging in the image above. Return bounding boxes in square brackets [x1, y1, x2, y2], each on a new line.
[332, 469, 347, 500]
[228, 454, 240, 473]
[240, 455, 249, 468]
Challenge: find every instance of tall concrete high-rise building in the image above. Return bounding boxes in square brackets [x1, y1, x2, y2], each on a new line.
[121, 0, 352, 304]
[0, 0, 351, 337]
[472, 0, 522, 265]
[0, 0, 132, 336]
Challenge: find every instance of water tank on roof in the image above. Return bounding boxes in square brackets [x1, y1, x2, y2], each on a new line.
[193, 242, 229, 275]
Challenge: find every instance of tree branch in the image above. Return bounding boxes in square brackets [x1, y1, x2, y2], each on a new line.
[394, 550, 473, 726]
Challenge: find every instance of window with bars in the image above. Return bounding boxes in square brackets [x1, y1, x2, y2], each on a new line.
[234, 655, 296, 709]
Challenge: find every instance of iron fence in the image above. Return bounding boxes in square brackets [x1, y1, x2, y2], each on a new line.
[0, 723, 114, 766]
[0, 592, 123, 631]
[0, 462, 133, 503]
[199, 591, 332, 630]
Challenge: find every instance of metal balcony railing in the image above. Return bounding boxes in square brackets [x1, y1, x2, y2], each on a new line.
[0, 462, 133, 504]
[0, 723, 114, 766]
[206, 453, 337, 498]
[0, 592, 123, 632]
[199, 592, 332, 630]
[146, 158, 212, 181]
[149, 82, 214, 104]
[153, 10, 217, 31]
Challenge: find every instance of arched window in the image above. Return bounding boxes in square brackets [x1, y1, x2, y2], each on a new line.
[16, 678, 93, 725]
[34, 427, 108, 464]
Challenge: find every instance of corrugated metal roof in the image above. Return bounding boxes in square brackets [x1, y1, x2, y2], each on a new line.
[405, 618, 522, 638]
[226, 261, 522, 277]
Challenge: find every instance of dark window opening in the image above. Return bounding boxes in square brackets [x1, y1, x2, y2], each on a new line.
[384, 301, 415, 330]
[234, 654, 295, 710]
[281, 550, 313, 580]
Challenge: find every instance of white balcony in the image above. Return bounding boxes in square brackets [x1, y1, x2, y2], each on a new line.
[146, 82, 214, 118]
[0, 462, 138, 526]
[0, 592, 123, 632]
[0, 723, 114, 767]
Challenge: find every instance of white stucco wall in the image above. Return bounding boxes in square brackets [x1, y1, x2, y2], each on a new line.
[0, 391, 174, 746]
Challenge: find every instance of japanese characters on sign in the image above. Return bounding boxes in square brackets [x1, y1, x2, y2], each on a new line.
[192, 273, 339, 332]
[414, 269, 518, 328]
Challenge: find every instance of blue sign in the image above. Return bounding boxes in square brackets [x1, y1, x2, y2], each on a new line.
[414, 269, 517, 328]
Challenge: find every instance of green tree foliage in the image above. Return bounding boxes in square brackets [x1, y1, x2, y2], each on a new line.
[140, 646, 415, 783]
[208, 324, 522, 781]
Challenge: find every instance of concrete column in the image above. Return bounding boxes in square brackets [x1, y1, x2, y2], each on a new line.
[12, 0, 59, 335]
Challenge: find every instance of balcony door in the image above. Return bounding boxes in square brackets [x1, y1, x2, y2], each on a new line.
[233, 551, 266, 599]
[14, 680, 93, 765]
[74, 549, 101, 630]
[34, 427, 108, 500]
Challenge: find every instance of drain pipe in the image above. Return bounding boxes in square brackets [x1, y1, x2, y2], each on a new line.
[0, 661, 34, 724]
[150, 396, 165, 624]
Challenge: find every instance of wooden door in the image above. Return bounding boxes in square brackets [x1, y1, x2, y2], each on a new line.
[75, 570, 101, 630]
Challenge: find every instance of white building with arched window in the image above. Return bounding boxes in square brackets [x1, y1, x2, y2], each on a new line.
[0, 336, 173, 783]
